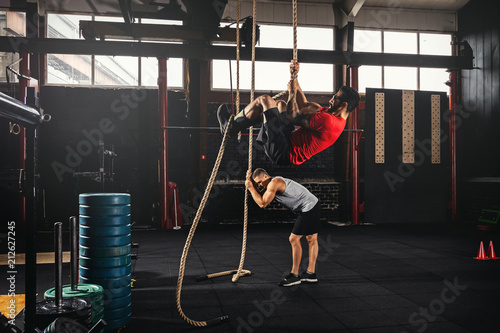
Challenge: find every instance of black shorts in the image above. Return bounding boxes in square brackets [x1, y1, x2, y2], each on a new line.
[291, 201, 321, 236]
[256, 107, 295, 165]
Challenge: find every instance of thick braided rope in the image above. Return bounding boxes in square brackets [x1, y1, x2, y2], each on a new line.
[175, 116, 234, 327]
[292, 0, 298, 61]
[232, 0, 257, 283]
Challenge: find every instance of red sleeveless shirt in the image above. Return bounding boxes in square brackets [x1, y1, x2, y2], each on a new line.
[289, 107, 346, 165]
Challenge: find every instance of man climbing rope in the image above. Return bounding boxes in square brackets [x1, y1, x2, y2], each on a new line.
[245, 168, 321, 287]
[218, 60, 360, 165]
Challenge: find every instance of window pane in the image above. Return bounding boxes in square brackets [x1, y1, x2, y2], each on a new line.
[384, 66, 417, 90]
[420, 68, 449, 93]
[141, 57, 183, 87]
[1, 12, 25, 83]
[358, 66, 382, 93]
[47, 54, 92, 84]
[47, 14, 89, 39]
[384, 31, 417, 54]
[212, 60, 332, 93]
[95, 56, 138, 85]
[420, 33, 452, 56]
[354, 30, 382, 52]
[258, 25, 333, 50]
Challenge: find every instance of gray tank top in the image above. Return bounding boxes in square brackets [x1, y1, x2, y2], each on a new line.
[273, 177, 318, 213]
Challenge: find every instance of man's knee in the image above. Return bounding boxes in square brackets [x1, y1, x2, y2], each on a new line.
[306, 234, 318, 245]
[289, 233, 302, 244]
[257, 95, 277, 110]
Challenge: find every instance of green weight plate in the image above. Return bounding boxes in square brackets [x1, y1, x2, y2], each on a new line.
[79, 215, 131, 227]
[79, 245, 130, 258]
[79, 193, 131, 206]
[79, 234, 131, 247]
[104, 304, 131, 320]
[102, 284, 131, 301]
[104, 313, 131, 331]
[104, 293, 131, 310]
[80, 264, 131, 278]
[79, 275, 131, 290]
[79, 255, 131, 268]
[79, 225, 131, 237]
[44, 284, 103, 300]
[79, 204, 131, 217]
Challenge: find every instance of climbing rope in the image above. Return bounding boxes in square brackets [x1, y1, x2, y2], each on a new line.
[175, 115, 234, 327]
[176, 0, 299, 326]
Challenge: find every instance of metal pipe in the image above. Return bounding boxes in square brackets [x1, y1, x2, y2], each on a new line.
[70, 216, 78, 290]
[0, 91, 41, 128]
[350, 66, 360, 226]
[173, 188, 181, 230]
[158, 58, 170, 229]
[449, 70, 458, 222]
[54, 222, 63, 308]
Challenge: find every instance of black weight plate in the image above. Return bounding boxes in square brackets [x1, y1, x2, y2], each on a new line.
[80, 263, 131, 278]
[47, 317, 88, 333]
[79, 225, 131, 237]
[36, 298, 91, 316]
[79, 193, 131, 206]
[103, 303, 131, 320]
[79, 204, 131, 217]
[79, 234, 131, 247]
[104, 313, 132, 330]
[104, 293, 131, 310]
[79, 245, 130, 258]
[79, 215, 131, 227]
[79, 274, 131, 290]
[80, 255, 131, 268]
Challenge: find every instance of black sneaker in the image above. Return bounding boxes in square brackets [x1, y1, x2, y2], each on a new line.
[300, 271, 318, 283]
[278, 273, 301, 287]
[217, 104, 233, 136]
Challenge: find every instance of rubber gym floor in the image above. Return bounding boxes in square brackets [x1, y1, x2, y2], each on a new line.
[6, 221, 500, 332]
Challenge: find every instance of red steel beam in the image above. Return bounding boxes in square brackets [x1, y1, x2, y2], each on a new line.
[158, 58, 171, 229]
[350, 66, 360, 226]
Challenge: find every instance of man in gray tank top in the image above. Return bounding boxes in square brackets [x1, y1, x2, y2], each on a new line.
[245, 168, 321, 287]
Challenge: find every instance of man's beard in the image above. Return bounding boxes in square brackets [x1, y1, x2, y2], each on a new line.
[327, 102, 342, 113]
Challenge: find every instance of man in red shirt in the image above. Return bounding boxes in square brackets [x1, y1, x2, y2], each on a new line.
[218, 60, 360, 165]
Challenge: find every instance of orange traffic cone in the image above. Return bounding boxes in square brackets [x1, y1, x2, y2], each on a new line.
[474, 241, 490, 260]
[487, 241, 499, 259]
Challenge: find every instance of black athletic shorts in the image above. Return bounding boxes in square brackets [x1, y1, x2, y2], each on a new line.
[291, 201, 321, 236]
[256, 107, 295, 165]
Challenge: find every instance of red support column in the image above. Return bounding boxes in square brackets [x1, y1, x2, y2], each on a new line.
[349, 66, 360, 225]
[158, 58, 171, 229]
[448, 70, 458, 222]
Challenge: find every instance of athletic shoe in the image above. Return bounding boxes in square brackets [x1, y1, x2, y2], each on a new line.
[300, 271, 318, 283]
[278, 273, 301, 287]
[217, 104, 233, 136]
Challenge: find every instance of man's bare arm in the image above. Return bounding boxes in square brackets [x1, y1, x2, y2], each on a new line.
[245, 178, 279, 208]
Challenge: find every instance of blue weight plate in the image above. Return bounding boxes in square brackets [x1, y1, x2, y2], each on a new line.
[104, 293, 131, 310]
[79, 193, 131, 206]
[102, 284, 131, 301]
[104, 313, 131, 330]
[104, 304, 131, 320]
[80, 264, 131, 278]
[79, 274, 131, 290]
[79, 225, 131, 237]
[79, 245, 130, 258]
[79, 204, 131, 217]
[79, 215, 130, 227]
[79, 234, 131, 247]
[79, 255, 131, 268]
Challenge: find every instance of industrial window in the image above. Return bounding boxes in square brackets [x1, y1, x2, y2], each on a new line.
[354, 29, 452, 93]
[1, 11, 26, 84]
[212, 24, 334, 93]
[46, 14, 183, 87]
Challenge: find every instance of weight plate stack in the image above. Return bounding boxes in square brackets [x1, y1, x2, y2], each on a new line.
[44, 284, 104, 326]
[35, 297, 92, 330]
[42, 317, 89, 333]
[79, 193, 132, 331]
